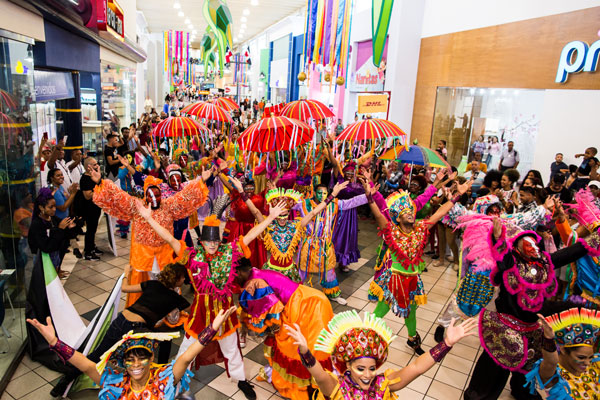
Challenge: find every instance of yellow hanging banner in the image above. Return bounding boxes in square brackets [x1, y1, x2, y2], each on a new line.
[358, 94, 388, 114]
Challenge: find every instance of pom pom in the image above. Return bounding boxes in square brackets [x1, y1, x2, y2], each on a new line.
[203, 214, 220, 227]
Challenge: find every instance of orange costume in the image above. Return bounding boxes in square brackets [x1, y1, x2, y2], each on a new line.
[93, 177, 208, 306]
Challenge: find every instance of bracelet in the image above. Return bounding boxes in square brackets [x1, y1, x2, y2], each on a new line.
[198, 326, 217, 346]
[298, 348, 317, 368]
[50, 339, 75, 364]
[240, 192, 250, 202]
[366, 193, 374, 204]
[325, 195, 334, 205]
[429, 340, 452, 362]
[451, 195, 461, 204]
[542, 336, 557, 353]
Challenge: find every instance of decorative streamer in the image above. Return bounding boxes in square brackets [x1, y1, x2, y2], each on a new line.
[372, 0, 394, 67]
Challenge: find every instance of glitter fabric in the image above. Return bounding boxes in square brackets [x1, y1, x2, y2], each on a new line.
[316, 369, 401, 400]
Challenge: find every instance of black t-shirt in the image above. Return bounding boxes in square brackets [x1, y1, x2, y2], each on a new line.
[127, 280, 190, 327]
[549, 162, 568, 179]
[543, 186, 573, 204]
[76, 174, 101, 214]
[104, 144, 127, 177]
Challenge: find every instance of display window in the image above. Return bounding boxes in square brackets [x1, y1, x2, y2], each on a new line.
[100, 61, 136, 134]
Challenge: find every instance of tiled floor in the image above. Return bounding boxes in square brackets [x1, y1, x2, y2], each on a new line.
[2, 217, 517, 400]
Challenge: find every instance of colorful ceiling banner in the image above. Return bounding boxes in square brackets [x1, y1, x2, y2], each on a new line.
[203, 0, 234, 75]
[371, 0, 394, 67]
[164, 30, 195, 88]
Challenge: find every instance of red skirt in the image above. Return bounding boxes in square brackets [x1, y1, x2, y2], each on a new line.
[224, 220, 267, 269]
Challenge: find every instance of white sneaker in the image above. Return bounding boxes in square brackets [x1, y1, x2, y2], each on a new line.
[334, 296, 347, 305]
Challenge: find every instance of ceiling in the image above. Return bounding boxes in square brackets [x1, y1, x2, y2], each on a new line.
[137, 0, 305, 48]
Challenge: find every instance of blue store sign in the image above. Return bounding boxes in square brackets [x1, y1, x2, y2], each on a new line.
[34, 70, 75, 102]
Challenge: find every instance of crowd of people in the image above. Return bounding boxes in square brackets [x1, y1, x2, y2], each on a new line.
[23, 92, 600, 400]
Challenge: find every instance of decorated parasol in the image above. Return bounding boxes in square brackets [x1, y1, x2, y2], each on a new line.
[335, 118, 406, 142]
[379, 144, 450, 168]
[213, 97, 239, 112]
[152, 116, 209, 138]
[279, 99, 334, 122]
[0, 89, 18, 112]
[181, 101, 233, 123]
[237, 116, 314, 152]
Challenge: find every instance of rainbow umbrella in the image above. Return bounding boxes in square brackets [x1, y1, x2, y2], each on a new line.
[237, 116, 314, 152]
[335, 118, 406, 141]
[181, 102, 233, 123]
[152, 116, 209, 138]
[380, 145, 449, 168]
[279, 99, 334, 122]
[213, 97, 239, 112]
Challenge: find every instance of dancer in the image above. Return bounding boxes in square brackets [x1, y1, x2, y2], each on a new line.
[91, 166, 210, 306]
[235, 258, 334, 400]
[286, 310, 477, 399]
[136, 199, 290, 399]
[362, 172, 471, 354]
[525, 304, 600, 399]
[261, 182, 349, 282]
[464, 216, 600, 400]
[27, 307, 236, 400]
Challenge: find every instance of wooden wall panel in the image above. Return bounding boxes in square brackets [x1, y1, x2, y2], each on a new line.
[411, 7, 600, 147]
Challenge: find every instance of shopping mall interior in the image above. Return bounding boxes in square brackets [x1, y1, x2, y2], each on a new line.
[0, 0, 599, 399]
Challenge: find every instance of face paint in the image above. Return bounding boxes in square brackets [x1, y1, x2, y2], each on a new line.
[126, 154, 133, 165]
[243, 184, 255, 194]
[521, 236, 541, 259]
[169, 173, 182, 191]
[146, 187, 161, 209]
[315, 188, 328, 203]
[179, 155, 188, 168]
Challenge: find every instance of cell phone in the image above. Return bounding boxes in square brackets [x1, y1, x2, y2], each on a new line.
[43, 132, 48, 140]
[62, 135, 68, 143]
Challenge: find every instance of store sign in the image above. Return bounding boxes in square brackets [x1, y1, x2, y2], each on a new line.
[350, 38, 388, 92]
[33, 70, 75, 102]
[97, 0, 125, 40]
[358, 94, 388, 114]
[556, 39, 600, 83]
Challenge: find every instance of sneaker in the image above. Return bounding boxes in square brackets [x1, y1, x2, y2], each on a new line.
[73, 248, 83, 259]
[407, 333, 425, 355]
[445, 255, 455, 262]
[237, 380, 257, 400]
[431, 254, 439, 260]
[433, 260, 446, 268]
[120, 233, 128, 239]
[93, 247, 104, 255]
[50, 377, 70, 397]
[333, 296, 347, 305]
[434, 325, 445, 343]
[84, 252, 100, 261]
[339, 265, 350, 273]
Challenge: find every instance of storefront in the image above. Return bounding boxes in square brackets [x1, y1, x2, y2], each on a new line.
[100, 59, 136, 133]
[411, 6, 600, 176]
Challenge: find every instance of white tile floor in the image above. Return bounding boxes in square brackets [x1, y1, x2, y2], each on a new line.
[2, 218, 518, 400]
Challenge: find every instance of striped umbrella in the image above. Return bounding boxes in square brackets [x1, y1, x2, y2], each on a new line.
[152, 116, 209, 138]
[379, 145, 450, 168]
[279, 99, 334, 122]
[213, 97, 239, 111]
[181, 102, 233, 123]
[335, 118, 406, 141]
[237, 116, 314, 152]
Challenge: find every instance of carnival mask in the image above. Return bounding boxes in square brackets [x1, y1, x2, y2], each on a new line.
[315, 187, 328, 203]
[243, 183, 255, 195]
[168, 173, 182, 191]
[521, 236, 541, 259]
[179, 154, 188, 168]
[146, 186, 162, 209]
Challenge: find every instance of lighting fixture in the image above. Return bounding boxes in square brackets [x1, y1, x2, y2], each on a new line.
[173, 2, 180, 9]
[188, 24, 194, 29]
[184, 18, 190, 24]
[241, 24, 247, 29]
[192, 29, 197, 34]
[178, 11, 184, 17]
[250, 0, 259, 5]
[243, 8, 250, 16]
[241, 16, 247, 22]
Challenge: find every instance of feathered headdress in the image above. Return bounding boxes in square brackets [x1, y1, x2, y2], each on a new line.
[473, 195, 502, 215]
[567, 188, 600, 232]
[315, 310, 396, 373]
[165, 164, 182, 177]
[545, 307, 600, 347]
[96, 330, 179, 373]
[173, 148, 188, 164]
[385, 190, 416, 223]
[265, 188, 302, 210]
[143, 175, 163, 194]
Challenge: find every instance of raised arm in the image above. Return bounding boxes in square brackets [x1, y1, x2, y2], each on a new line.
[242, 202, 286, 246]
[164, 173, 210, 220]
[359, 177, 388, 230]
[427, 180, 472, 225]
[300, 181, 349, 227]
[230, 176, 265, 223]
[92, 177, 137, 221]
[136, 200, 182, 255]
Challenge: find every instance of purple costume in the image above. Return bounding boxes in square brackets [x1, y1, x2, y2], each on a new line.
[330, 174, 365, 266]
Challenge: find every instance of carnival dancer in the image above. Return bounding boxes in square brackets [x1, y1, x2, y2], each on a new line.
[464, 215, 600, 400]
[135, 199, 291, 399]
[362, 171, 471, 355]
[91, 166, 211, 307]
[525, 304, 600, 399]
[286, 310, 477, 400]
[220, 175, 267, 269]
[27, 307, 237, 400]
[260, 181, 349, 282]
[235, 259, 334, 400]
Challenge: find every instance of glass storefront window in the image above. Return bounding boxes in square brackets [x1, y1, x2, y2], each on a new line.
[431, 87, 544, 174]
[0, 33, 36, 385]
[100, 62, 136, 133]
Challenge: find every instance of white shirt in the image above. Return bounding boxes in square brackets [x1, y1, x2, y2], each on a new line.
[67, 160, 84, 186]
[55, 159, 73, 192]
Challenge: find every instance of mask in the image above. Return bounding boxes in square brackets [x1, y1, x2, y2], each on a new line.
[146, 187, 162, 209]
[179, 155, 188, 168]
[521, 236, 541, 259]
[126, 154, 134, 165]
[243, 184, 255, 194]
[315, 189, 327, 203]
[168, 173, 182, 191]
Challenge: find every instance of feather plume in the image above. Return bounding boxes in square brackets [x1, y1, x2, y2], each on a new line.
[567, 188, 600, 232]
[456, 214, 498, 272]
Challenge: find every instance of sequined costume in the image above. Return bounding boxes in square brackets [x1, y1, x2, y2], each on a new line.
[262, 218, 304, 282]
[316, 370, 401, 400]
[93, 178, 208, 306]
[297, 194, 367, 298]
[239, 268, 334, 400]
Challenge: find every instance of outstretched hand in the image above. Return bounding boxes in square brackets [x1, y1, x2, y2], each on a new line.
[211, 306, 238, 331]
[230, 176, 244, 193]
[456, 178, 473, 195]
[285, 323, 309, 354]
[537, 314, 555, 340]
[135, 199, 152, 220]
[26, 316, 58, 346]
[201, 166, 213, 182]
[444, 318, 478, 347]
[331, 180, 349, 197]
[88, 165, 102, 183]
[492, 217, 503, 240]
[268, 202, 287, 219]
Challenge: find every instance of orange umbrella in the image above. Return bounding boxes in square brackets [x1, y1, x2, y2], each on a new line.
[213, 97, 239, 112]
[152, 116, 209, 137]
[237, 116, 314, 152]
[181, 102, 233, 123]
[279, 99, 334, 122]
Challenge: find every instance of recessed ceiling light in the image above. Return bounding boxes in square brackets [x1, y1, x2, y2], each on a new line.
[241, 24, 247, 29]
[178, 11, 184, 17]
[241, 16, 247, 22]
[243, 8, 250, 16]
[184, 18, 190, 24]
[192, 29, 197, 34]
[250, 0, 259, 5]
[173, 2, 181, 9]
[188, 24, 193, 29]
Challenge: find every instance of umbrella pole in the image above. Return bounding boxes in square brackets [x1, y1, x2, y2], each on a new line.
[408, 163, 413, 187]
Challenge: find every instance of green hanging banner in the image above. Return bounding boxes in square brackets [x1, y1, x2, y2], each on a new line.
[371, 0, 394, 67]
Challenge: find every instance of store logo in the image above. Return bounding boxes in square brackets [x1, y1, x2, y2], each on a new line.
[97, 0, 125, 40]
[556, 37, 600, 83]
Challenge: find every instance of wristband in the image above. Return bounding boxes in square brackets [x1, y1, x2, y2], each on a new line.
[366, 193, 374, 204]
[298, 349, 317, 368]
[50, 339, 75, 364]
[542, 336, 557, 353]
[451, 195, 461, 204]
[241, 192, 250, 202]
[429, 340, 452, 362]
[325, 195, 334, 205]
[198, 326, 217, 346]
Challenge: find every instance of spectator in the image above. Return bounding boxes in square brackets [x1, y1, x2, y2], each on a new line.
[67, 149, 84, 187]
[498, 168, 520, 213]
[517, 186, 537, 213]
[464, 161, 486, 193]
[550, 153, 569, 181]
[75, 158, 102, 261]
[488, 136, 502, 168]
[466, 152, 488, 173]
[499, 140, 519, 171]
[523, 169, 544, 188]
[543, 173, 573, 204]
[104, 133, 126, 181]
[471, 135, 486, 158]
[47, 168, 78, 220]
[436, 140, 448, 160]
[571, 147, 598, 190]
[334, 119, 344, 136]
